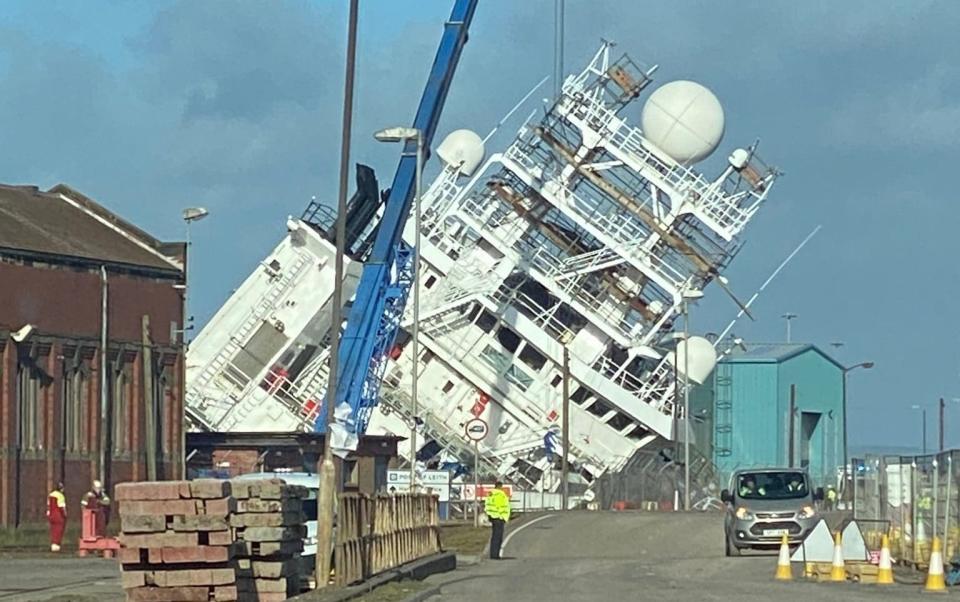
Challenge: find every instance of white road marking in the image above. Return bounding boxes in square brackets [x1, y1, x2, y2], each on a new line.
[501, 513, 556, 555]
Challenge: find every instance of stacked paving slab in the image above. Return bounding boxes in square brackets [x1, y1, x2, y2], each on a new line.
[117, 480, 238, 602]
[117, 479, 307, 602]
[230, 479, 308, 602]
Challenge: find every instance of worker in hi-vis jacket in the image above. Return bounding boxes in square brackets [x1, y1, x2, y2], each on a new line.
[484, 481, 511, 559]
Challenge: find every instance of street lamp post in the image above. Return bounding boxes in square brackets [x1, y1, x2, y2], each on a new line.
[841, 361, 874, 482]
[374, 126, 424, 492]
[181, 207, 209, 345]
[681, 288, 703, 512]
[781, 313, 797, 343]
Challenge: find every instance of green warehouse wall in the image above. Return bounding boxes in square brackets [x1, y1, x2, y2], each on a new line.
[697, 344, 845, 490]
[777, 349, 844, 489]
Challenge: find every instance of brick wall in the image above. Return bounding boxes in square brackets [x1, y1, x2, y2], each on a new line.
[0, 259, 184, 527]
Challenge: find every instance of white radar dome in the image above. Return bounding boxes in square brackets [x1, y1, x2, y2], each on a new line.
[668, 336, 717, 385]
[641, 80, 725, 165]
[437, 129, 485, 177]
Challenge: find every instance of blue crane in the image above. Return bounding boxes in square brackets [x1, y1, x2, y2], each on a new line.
[318, 0, 478, 448]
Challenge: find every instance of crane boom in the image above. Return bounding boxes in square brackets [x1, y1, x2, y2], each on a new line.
[320, 0, 478, 450]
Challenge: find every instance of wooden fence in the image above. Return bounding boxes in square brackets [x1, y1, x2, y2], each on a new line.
[335, 493, 442, 587]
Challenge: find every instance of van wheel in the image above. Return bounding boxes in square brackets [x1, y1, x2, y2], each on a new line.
[725, 534, 740, 557]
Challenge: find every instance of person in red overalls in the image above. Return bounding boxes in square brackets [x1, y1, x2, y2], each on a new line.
[47, 482, 67, 552]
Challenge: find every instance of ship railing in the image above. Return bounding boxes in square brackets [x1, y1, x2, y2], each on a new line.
[503, 144, 689, 294]
[561, 91, 772, 240]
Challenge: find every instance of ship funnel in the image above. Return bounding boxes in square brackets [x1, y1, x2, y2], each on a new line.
[668, 335, 718, 385]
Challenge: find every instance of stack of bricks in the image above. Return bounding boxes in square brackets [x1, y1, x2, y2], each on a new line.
[230, 479, 308, 602]
[116, 480, 239, 602]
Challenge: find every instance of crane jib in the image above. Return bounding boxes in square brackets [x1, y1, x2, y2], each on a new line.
[318, 0, 478, 448]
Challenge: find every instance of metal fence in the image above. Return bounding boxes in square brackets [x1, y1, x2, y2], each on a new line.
[852, 451, 960, 566]
[592, 445, 723, 511]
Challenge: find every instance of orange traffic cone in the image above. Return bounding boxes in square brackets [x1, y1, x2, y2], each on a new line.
[924, 536, 947, 593]
[775, 533, 793, 581]
[829, 531, 846, 582]
[877, 533, 894, 585]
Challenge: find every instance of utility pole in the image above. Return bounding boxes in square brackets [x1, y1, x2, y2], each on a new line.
[316, 0, 358, 589]
[940, 397, 946, 452]
[561, 346, 570, 511]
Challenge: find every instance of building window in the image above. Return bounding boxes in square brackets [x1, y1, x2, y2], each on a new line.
[551, 374, 562, 388]
[17, 360, 44, 451]
[442, 381, 455, 394]
[112, 362, 132, 455]
[425, 275, 437, 289]
[63, 362, 89, 454]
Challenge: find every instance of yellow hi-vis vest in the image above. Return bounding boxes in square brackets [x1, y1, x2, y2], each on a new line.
[485, 488, 511, 522]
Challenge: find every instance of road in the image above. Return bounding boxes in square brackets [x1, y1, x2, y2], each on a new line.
[0, 556, 122, 601]
[421, 512, 931, 601]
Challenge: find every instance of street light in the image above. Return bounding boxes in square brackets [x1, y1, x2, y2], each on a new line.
[181, 207, 209, 345]
[781, 312, 797, 343]
[374, 126, 423, 492]
[841, 360, 873, 492]
[681, 287, 704, 512]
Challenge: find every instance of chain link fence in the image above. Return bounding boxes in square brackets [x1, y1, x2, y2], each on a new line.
[852, 451, 959, 566]
[592, 445, 723, 511]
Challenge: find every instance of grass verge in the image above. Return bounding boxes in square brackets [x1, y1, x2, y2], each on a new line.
[439, 522, 489, 555]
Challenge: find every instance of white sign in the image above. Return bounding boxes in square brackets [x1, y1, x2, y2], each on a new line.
[387, 470, 451, 502]
[465, 418, 489, 441]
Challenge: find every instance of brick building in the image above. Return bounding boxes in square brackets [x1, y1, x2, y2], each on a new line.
[0, 183, 186, 526]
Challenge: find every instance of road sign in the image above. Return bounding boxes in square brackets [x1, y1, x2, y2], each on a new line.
[387, 470, 451, 502]
[465, 418, 489, 441]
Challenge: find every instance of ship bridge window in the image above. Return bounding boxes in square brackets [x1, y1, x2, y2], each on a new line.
[587, 399, 613, 418]
[607, 412, 632, 431]
[504, 365, 533, 391]
[518, 344, 546, 371]
[496, 326, 521, 353]
[476, 310, 498, 333]
[570, 387, 592, 406]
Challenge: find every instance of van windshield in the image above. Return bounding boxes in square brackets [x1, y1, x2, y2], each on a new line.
[736, 471, 808, 500]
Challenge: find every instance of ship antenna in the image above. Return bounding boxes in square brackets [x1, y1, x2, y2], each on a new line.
[714, 224, 823, 345]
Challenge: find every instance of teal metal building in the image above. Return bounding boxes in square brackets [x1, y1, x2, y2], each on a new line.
[690, 343, 845, 490]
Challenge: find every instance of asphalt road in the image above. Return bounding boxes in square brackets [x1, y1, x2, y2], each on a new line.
[419, 512, 935, 601]
[0, 556, 122, 601]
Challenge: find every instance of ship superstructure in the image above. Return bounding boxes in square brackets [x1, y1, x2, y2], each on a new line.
[185, 41, 779, 490]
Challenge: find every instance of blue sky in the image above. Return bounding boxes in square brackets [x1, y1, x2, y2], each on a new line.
[2, 1, 958, 449]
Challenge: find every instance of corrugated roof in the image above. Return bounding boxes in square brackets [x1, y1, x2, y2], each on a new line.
[0, 183, 182, 273]
[722, 342, 844, 369]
